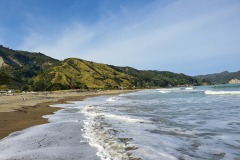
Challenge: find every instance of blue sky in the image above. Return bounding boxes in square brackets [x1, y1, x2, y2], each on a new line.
[0, 0, 240, 75]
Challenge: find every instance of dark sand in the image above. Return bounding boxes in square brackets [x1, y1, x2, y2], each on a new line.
[0, 101, 59, 139]
[0, 90, 134, 140]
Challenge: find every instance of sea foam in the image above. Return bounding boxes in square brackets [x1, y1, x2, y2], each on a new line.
[81, 104, 138, 160]
[106, 96, 117, 102]
[205, 90, 240, 95]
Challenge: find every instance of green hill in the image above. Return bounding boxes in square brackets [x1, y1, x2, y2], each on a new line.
[33, 59, 198, 91]
[0, 45, 59, 83]
[110, 66, 197, 87]
[196, 71, 240, 84]
[0, 72, 23, 90]
[32, 58, 134, 91]
[0, 45, 199, 91]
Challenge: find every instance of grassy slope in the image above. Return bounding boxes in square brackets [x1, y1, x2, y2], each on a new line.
[34, 58, 134, 90]
[0, 45, 59, 88]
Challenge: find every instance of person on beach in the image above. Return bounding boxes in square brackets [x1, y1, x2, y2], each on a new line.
[21, 96, 26, 101]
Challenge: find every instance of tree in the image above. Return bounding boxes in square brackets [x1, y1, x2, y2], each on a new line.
[21, 85, 29, 91]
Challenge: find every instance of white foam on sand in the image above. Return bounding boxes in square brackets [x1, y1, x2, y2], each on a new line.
[0, 102, 100, 160]
[0, 123, 99, 160]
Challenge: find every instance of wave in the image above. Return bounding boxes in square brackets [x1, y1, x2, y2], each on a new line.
[106, 96, 117, 102]
[157, 88, 180, 94]
[157, 87, 202, 94]
[205, 90, 240, 95]
[185, 87, 194, 90]
[156, 88, 181, 91]
[81, 105, 140, 160]
[104, 113, 145, 123]
[158, 90, 170, 93]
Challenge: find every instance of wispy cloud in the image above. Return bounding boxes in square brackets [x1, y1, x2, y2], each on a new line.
[17, 0, 240, 75]
[20, 23, 94, 58]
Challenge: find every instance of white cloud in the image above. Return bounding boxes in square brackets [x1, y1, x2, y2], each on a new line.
[19, 23, 94, 59]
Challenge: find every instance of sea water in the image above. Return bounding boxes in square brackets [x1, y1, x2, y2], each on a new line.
[0, 84, 240, 160]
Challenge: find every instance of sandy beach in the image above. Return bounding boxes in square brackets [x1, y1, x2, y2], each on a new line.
[0, 90, 133, 140]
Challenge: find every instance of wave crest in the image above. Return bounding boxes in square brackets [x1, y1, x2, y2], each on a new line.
[106, 97, 117, 102]
[205, 90, 240, 95]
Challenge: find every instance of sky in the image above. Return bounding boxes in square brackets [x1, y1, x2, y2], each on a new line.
[0, 0, 240, 76]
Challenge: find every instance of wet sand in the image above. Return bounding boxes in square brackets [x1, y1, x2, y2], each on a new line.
[0, 90, 133, 140]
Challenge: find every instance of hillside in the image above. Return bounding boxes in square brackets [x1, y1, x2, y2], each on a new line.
[32, 59, 198, 91]
[0, 72, 23, 90]
[110, 66, 197, 87]
[0, 45, 199, 91]
[0, 45, 59, 87]
[32, 58, 134, 90]
[196, 70, 240, 84]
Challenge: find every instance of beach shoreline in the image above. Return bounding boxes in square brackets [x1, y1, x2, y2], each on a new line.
[0, 90, 135, 140]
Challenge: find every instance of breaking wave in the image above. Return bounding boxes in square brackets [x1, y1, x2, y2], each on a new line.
[81, 105, 142, 160]
[205, 90, 240, 95]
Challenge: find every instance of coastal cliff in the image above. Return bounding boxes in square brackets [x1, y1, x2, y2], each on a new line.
[228, 78, 240, 84]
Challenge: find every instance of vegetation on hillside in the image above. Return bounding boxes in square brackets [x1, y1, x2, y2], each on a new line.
[196, 71, 240, 84]
[0, 45, 59, 88]
[110, 66, 198, 88]
[0, 71, 23, 90]
[32, 58, 134, 91]
[0, 45, 200, 91]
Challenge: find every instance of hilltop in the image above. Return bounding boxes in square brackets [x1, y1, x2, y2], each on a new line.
[0, 45, 58, 89]
[32, 58, 134, 90]
[0, 45, 198, 91]
[196, 70, 240, 84]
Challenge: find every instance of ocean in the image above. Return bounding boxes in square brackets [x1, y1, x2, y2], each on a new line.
[0, 84, 240, 160]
